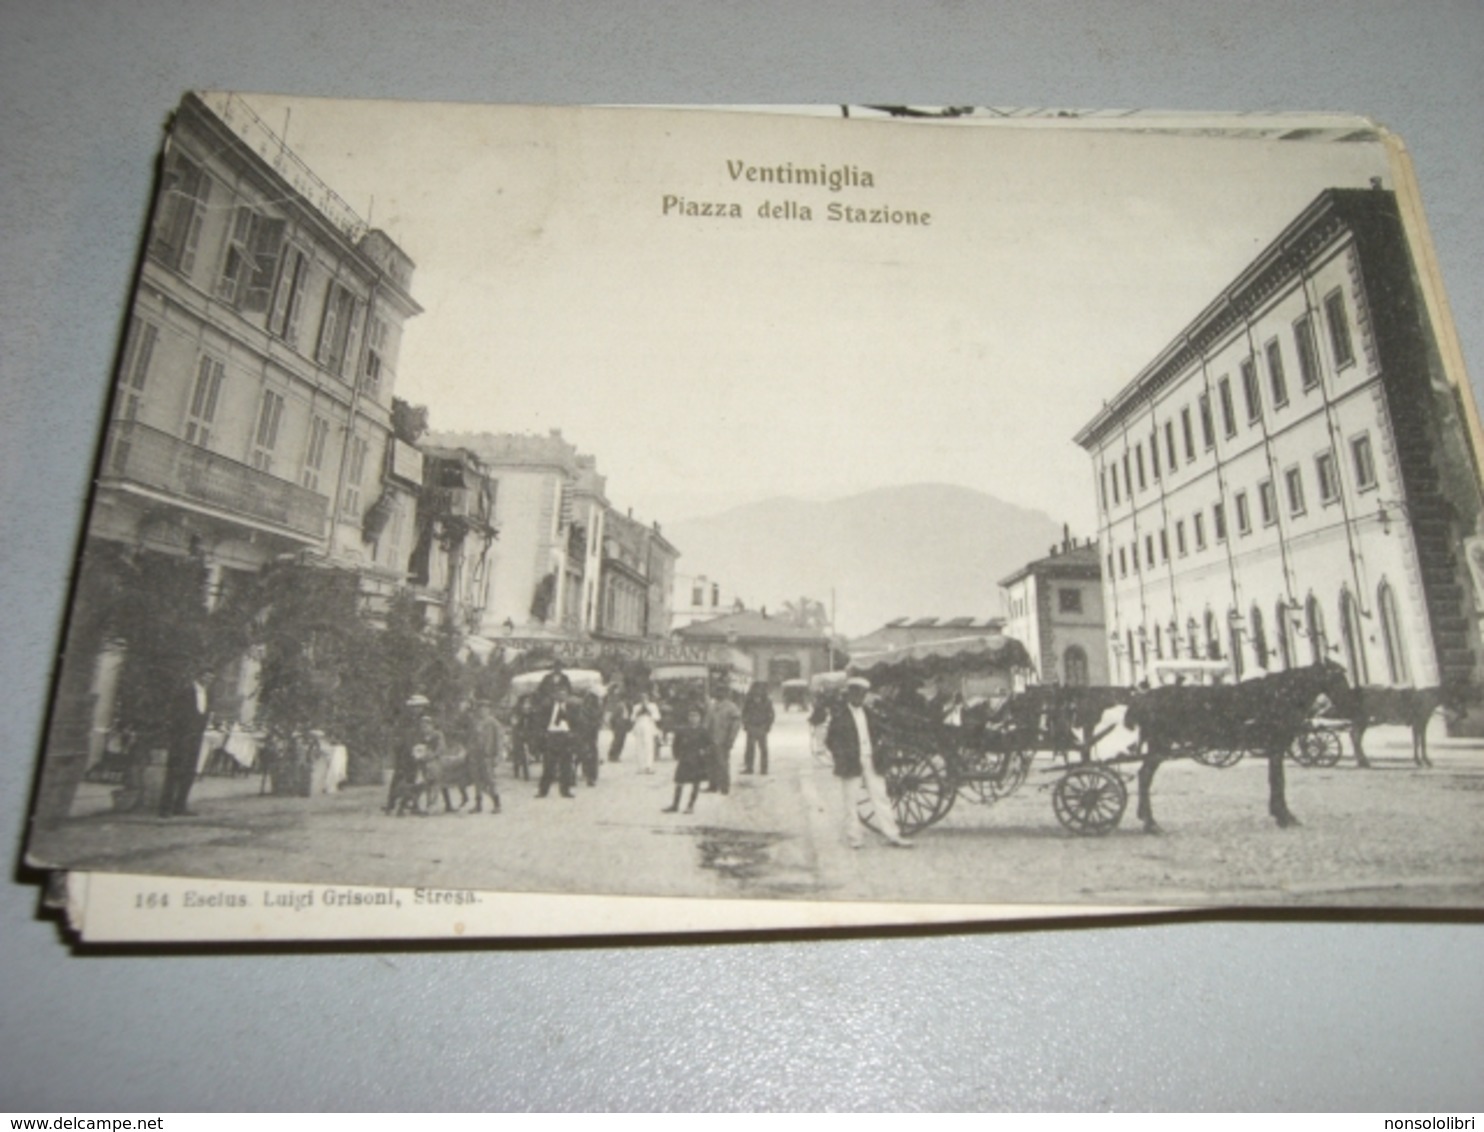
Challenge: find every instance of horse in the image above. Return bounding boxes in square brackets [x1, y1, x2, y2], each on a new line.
[1343, 684, 1476, 768]
[1122, 661, 1353, 833]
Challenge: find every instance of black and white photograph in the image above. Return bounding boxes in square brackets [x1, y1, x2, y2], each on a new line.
[25, 93, 1484, 916]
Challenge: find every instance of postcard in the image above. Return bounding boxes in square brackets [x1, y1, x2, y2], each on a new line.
[26, 96, 1484, 941]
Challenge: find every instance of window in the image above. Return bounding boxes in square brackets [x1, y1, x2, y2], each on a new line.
[1150, 429, 1161, 480]
[1199, 392, 1216, 449]
[1213, 501, 1227, 542]
[1165, 420, 1178, 471]
[1193, 512, 1207, 550]
[1106, 552, 1115, 581]
[115, 318, 157, 423]
[1285, 466, 1306, 516]
[1258, 479, 1277, 526]
[691, 583, 704, 606]
[1182, 406, 1196, 460]
[1118, 547, 1128, 578]
[1266, 339, 1289, 407]
[1122, 453, 1132, 499]
[269, 246, 309, 347]
[711, 583, 720, 607]
[1235, 491, 1251, 536]
[1176, 519, 1187, 557]
[342, 435, 369, 516]
[301, 415, 331, 492]
[362, 315, 388, 396]
[1058, 588, 1082, 614]
[1217, 376, 1237, 438]
[1135, 444, 1146, 491]
[1110, 461, 1121, 504]
[1295, 313, 1321, 390]
[215, 207, 285, 310]
[1099, 469, 1109, 512]
[184, 355, 225, 447]
[1159, 528, 1169, 562]
[1205, 610, 1222, 660]
[316, 283, 361, 376]
[1324, 288, 1355, 369]
[1145, 534, 1155, 568]
[1316, 450, 1340, 504]
[1241, 358, 1262, 423]
[1351, 433, 1377, 491]
[250, 389, 285, 472]
[1230, 617, 1244, 680]
[148, 150, 211, 275]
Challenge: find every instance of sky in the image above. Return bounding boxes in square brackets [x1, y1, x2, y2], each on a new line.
[226, 96, 1392, 531]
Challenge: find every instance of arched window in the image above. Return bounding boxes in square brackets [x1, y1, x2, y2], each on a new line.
[1306, 594, 1328, 665]
[1340, 588, 1369, 685]
[1188, 619, 1200, 658]
[1204, 610, 1222, 660]
[1064, 645, 1089, 687]
[1251, 604, 1269, 669]
[1154, 624, 1164, 659]
[1378, 581, 1409, 684]
[1275, 599, 1293, 670]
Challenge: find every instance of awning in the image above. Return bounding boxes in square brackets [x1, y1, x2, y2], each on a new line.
[850, 633, 1034, 679]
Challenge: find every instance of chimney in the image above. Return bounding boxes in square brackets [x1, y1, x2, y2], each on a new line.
[1062, 523, 1071, 553]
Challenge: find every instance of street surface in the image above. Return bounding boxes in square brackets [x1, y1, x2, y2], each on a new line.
[32, 710, 1484, 909]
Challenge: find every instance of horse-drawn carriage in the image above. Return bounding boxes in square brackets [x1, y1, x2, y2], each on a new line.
[857, 649, 1355, 837]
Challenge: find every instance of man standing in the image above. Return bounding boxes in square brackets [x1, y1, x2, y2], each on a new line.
[159, 666, 212, 817]
[535, 667, 577, 799]
[704, 685, 741, 795]
[811, 676, 913, 849]
[468, 699, 503, 814]
[740, 681, 776, 775]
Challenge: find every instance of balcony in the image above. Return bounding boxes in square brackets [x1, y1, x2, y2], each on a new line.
[103, 421, 327, 542]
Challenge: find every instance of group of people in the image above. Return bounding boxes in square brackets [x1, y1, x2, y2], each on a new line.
[381, 662, 914, 851]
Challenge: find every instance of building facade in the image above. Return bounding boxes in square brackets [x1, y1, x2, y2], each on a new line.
[999, 539, 1109, 687]
[1075, 188, 1484, 693]
[671, 572, 745, 629]
[84, 90, 421, 737]
[673, 610, 834, 687]
[434, 429, 677, 643]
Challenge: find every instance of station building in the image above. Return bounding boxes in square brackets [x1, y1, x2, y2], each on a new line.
[1074, 187, 1484, 694]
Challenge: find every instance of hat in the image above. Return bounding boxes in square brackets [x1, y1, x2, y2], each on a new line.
[846, 676, 871, 690]
[406, 694, 430, 708]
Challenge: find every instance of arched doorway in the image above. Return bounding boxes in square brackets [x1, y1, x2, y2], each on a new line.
[1063, 645, 1089, 686]
[1305, 594, 1328, 665]
[1339, 588, 1369, 685]
[1378, 581, 1409, 684]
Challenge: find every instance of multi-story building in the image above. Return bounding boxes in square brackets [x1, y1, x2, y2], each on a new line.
[597, 508, 679, 640]
[81, 90, 421, 736]
[998, 538, 1108, 687]
[673, 610, 833, 687]
[406, 445, 499, 634]
[435, 429, 677, 644]
[671, 572, 744, 629]
[1075, 187, 1484, 693]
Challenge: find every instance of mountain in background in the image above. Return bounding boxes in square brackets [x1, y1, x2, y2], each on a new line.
[665, 483, 1069, 637]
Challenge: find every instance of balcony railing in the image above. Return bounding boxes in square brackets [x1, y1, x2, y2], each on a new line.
[103, 421, 327, 542]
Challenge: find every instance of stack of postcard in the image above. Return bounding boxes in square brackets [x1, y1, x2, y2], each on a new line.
[25, 98, 1484, 942]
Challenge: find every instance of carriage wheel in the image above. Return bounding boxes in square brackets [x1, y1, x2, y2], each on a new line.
[1194, 746, 1245, 769]
[1294, 728, 1342, 768]
[1051, 767, 1127, 836]
[860, 751, 955, 836]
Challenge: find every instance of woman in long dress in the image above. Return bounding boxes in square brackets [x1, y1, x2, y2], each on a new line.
[625, 694, 661, 774]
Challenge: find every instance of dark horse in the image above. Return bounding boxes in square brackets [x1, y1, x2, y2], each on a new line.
[1342, 685, 1474, 768]
[1122, 661, 1352, 833]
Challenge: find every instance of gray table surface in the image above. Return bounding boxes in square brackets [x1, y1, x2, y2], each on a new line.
[2, 0, 1481, 1111]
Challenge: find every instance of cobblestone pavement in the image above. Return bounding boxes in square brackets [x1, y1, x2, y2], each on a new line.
[28, 711, 1484, 910]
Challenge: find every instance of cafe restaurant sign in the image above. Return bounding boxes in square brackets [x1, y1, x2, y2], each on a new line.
[497, 638, 733, 665]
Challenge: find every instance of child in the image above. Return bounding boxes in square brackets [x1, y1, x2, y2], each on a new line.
[663, 707, 713, 814]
